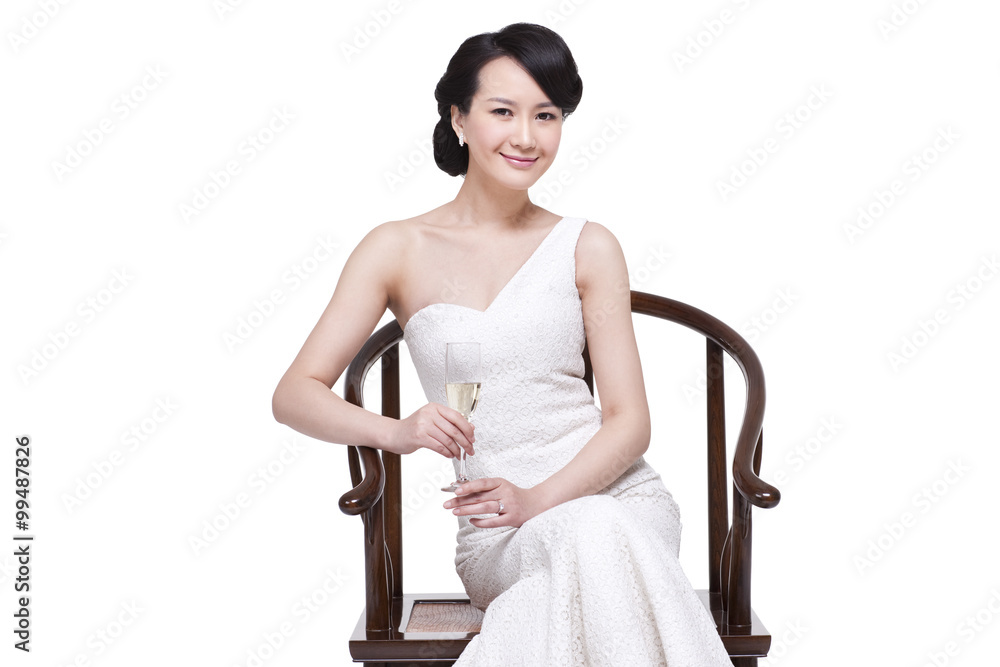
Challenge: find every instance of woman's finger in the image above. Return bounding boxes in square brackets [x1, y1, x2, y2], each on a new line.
[454, 478, 501, 496]
[450, 500, 501, 517]
[440, 416, 475, 456]
[469, 515, 508, 529]
[427, 423, 462, 458]
[445, 404, 476, 433]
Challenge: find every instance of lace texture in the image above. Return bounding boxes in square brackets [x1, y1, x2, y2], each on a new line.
[403, 216, 732, 666]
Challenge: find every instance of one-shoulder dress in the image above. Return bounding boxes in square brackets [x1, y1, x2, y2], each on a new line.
[402, 216, 733, 666]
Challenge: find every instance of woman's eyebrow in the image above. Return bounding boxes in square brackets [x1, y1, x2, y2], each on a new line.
[486, 96, 558, 109]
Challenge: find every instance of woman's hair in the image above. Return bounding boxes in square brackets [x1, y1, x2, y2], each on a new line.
[433, 22, 583, 177]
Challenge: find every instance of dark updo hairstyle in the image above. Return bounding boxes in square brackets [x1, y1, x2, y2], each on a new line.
[433, 22, 584, 177]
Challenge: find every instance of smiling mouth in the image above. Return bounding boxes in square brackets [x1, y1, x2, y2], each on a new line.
[501, 153, 537, 165]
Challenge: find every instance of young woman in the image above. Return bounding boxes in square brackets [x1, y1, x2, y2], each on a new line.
[273, 22, 733, 666]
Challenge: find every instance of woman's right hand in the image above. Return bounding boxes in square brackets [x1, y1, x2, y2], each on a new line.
[385, 403, 475, 459]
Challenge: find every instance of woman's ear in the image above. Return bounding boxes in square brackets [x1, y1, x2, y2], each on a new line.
[450, 104, 464, 140]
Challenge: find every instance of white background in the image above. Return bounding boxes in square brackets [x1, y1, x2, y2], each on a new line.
[3, 1, 999, 665]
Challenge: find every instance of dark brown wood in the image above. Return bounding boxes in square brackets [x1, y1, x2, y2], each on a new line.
[706, 339, 729, 606]
[721, 524, 733, 615]
[629, 292, 778, 510]
[382, 347, 403, 601]
[338, 292, 781, 664]
[695, 590, 771, 658]
[727, 486, 753, 631]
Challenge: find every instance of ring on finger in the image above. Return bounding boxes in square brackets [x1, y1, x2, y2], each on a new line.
[497, 500, 504, 514]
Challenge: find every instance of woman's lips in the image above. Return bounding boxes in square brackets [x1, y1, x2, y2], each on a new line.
[501, 153, 538, 168]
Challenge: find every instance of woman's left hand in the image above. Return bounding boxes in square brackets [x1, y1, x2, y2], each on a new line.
[443, 477, 547, 528]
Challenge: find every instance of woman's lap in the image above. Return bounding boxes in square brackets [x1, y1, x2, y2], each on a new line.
[458, 467, 682, 610]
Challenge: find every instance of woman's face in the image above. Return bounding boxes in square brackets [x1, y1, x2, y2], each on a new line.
[453, 56, 563, 191]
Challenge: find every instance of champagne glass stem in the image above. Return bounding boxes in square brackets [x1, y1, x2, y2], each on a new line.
[458, 414, 473, 482]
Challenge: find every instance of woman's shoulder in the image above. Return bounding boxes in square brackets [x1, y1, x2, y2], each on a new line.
[346, 212, 449, 289]
[575, 219, 623, 260]
[574, 219, 628, 290]
[363, 208, 446, 243]
[351, 214, 426, 257]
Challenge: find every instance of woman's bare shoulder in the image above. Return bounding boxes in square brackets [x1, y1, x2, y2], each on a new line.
[576, 220, 625, 267]
[356, 217, 413, 252]
[347, 215, 431, 278]
[575, 220, 629, 292]
[358, 209, 444, 250]
[345, 212, 444, 304]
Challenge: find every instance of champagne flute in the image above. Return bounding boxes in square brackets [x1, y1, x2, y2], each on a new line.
[441, 342, 481, 493]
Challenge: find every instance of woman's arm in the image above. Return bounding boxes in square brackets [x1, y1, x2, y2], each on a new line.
[272, 221, 475, 459]
[445, 221, 651, 526]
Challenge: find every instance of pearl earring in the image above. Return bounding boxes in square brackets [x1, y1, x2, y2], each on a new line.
[459, 132, 465, 147]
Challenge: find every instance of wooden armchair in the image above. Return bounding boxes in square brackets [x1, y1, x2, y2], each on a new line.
[339, 291, 781, 666]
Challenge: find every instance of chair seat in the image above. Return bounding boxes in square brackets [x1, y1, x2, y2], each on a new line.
[349, 593, 479, 663]
[405, 600, 484, 633]
[349, 591, 770, 664]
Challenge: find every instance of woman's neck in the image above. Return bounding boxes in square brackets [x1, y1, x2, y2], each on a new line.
[448, 169, 541, 228]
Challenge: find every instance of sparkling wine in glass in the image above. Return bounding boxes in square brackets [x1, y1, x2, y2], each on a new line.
[441, 342, 481, 492]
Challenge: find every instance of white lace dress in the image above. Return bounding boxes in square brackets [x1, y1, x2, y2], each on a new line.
[402, 216, 733, 666]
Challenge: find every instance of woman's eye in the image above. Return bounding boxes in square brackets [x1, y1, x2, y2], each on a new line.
[537, 112, 556, 120]
[492, 108, 513, 116]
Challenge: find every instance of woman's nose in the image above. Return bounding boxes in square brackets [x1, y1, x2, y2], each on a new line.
[510, 118, 535, 149]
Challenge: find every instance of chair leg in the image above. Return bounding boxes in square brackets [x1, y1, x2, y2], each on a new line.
[731, 658, 758, 667]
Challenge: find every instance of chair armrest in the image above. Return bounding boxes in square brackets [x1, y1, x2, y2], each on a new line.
[722, 335, 779, 510]
[337, 320, 405, 516]
[631, 292, 780, 510]
[339, 445, 385, 515]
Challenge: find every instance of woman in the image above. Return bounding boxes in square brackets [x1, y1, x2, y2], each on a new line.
[273, 22, 733, 666]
